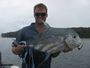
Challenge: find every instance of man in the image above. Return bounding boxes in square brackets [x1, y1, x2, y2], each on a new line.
[11, 3, 72, 68]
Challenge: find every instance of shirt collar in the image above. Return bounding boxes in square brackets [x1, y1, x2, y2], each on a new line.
[30, 23, 51, 33]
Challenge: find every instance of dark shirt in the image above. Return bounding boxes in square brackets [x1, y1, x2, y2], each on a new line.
[15, 23, 52, 68]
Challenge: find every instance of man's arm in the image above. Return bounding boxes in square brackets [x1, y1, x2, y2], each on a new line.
[11, 29, 25, 55]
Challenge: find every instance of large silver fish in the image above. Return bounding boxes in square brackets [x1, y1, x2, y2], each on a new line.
[19, 27, 83, 55]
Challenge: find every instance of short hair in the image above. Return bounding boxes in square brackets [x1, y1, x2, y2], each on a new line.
[34, 3, 47, 13]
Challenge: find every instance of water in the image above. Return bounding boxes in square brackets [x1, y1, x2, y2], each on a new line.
[0, 37, 90, 68]
[51, 39, 90, 68]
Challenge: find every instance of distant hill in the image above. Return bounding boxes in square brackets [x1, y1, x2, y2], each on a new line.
[1, 31, 19, 38]
[72, 27, 90, 38]
[1, 27, 90, 38]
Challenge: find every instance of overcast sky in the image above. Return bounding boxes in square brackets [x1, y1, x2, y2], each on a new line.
[0, 0, 90, 33]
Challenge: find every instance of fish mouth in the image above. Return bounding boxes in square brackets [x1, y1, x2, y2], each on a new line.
[78, 43, 83, 50]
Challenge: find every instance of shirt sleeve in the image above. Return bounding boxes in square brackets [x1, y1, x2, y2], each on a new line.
[16, 29, 24, 44]
[12, 29, 24, 47]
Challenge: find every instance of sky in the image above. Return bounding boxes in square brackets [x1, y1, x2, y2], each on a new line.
[0, 0, 90, 33]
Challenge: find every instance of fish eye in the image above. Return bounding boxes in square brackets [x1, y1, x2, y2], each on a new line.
[73, 36, 76, 38]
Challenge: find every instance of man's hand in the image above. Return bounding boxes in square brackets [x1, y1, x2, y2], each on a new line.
[63, 43, 73, 53]
[11, 45, 26, 55]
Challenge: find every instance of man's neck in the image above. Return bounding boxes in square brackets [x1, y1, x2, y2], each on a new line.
[35, 23, 44, 27]
[35, 23, 45, 33]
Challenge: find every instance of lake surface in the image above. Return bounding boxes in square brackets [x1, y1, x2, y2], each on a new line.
[0, 37, 90, 68]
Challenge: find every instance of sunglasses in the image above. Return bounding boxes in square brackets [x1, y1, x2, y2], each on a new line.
[34, 13, 47, 17]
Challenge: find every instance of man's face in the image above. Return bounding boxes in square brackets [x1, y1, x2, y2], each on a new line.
[34, 7, 47, 24]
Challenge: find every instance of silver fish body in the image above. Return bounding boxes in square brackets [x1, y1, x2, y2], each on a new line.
[25, 27, 83, 55]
